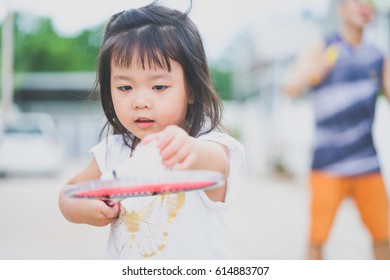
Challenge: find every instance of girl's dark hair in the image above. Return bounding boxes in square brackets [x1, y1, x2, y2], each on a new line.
[94, 1, 223, 148]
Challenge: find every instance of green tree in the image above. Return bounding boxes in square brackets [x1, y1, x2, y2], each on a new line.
[1, 13, 235, 100]
[13, 13, 102, 72]
[210, 66, 233, 101]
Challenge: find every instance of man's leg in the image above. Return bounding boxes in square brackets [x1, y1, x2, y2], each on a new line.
[308, 172, 347, 259]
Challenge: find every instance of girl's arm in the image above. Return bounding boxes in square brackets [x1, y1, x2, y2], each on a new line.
[383, 56, 390, 102]
[58, 158, 120, 226]
[143, 125, 229, 202]
[183, 136, 229, 202]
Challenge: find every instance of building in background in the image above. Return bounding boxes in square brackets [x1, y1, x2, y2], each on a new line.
[13, 72, 104, 158]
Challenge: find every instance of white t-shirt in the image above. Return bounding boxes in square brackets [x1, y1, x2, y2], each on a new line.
[90, 131, 247, 259]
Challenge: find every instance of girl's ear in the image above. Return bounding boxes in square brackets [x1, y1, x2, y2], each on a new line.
[188, 94, 194, 104]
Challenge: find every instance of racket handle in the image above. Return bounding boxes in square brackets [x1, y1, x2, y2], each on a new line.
[103, 198, 121, 207]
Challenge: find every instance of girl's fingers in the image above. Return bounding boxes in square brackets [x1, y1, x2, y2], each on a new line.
[163, 141, 196, 169]
[100, 202, 120, 219]
[142, 133, 159, 144]
[160, 135, 185, 160]
[143, 126, 194, 168]
[162, 145, 188, 168]
[156, 127, 177, 150]
[174, 152, 196, 170]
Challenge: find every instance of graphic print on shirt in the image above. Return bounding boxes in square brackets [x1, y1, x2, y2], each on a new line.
[114, 193, 185, 258]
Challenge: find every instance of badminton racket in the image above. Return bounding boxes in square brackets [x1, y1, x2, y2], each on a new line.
[65, 170, 225, 204]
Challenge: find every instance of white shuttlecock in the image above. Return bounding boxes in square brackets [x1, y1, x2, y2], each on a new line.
[115, 140, 166, 179]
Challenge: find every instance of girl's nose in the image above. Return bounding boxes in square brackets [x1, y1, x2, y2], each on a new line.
[132, 92, 151, 109]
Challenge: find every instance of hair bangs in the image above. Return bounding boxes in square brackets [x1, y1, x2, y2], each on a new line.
[110, 25, 185, 72]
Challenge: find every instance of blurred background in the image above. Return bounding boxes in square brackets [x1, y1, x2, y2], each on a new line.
[0, 0, 390, 259]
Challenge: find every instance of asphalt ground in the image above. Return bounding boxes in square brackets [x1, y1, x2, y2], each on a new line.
[0, 158, 379, 260]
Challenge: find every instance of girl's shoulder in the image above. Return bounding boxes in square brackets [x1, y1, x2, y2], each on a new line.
[90, 134, 133, 173]
[197, 131, 243, 150]
[197, 131, 246, 172]
[91, 134, 128, 153]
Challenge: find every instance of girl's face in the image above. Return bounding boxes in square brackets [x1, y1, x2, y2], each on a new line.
[110, 58, 191, 140]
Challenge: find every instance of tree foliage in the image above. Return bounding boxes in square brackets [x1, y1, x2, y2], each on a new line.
[210, 67, 233, 100]
[1, 13, 233, 99]
[12, 13, 102, 72]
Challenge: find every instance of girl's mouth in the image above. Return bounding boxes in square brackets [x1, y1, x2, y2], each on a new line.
[135, 117, 155, 128]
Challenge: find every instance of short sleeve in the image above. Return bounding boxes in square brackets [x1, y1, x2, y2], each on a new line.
[197, 132, 247, 206]
[89, 135, 132, 179]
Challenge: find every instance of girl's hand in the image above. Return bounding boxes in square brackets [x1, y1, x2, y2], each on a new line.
[142, 125, 196, 170]
[59, 185, 120, 226]
[142, 125, 230, 202]
[84, 200, 120, 227]
[59, 159, 120, 226]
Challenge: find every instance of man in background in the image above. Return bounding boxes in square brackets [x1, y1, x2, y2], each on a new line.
[283, 0, 390, 259]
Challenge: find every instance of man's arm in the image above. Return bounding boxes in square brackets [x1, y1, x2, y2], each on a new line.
[282, 39, 328, 97]
[383, 56, 390, 102]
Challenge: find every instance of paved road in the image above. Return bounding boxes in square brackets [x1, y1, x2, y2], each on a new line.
[0, 159, 378, 260]
[233, 176, 374, 260]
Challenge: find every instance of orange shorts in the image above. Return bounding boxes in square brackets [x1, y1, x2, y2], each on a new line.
[309, 171, 389, 245]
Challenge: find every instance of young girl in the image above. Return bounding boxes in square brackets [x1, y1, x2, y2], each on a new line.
[58, 2, 246, 259]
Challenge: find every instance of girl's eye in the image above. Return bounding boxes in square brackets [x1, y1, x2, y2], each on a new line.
[152, 85, 168, 91]
[118, 85, 132, 91]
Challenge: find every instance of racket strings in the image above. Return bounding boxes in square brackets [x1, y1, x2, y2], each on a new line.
[66, 170, 224, 200]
